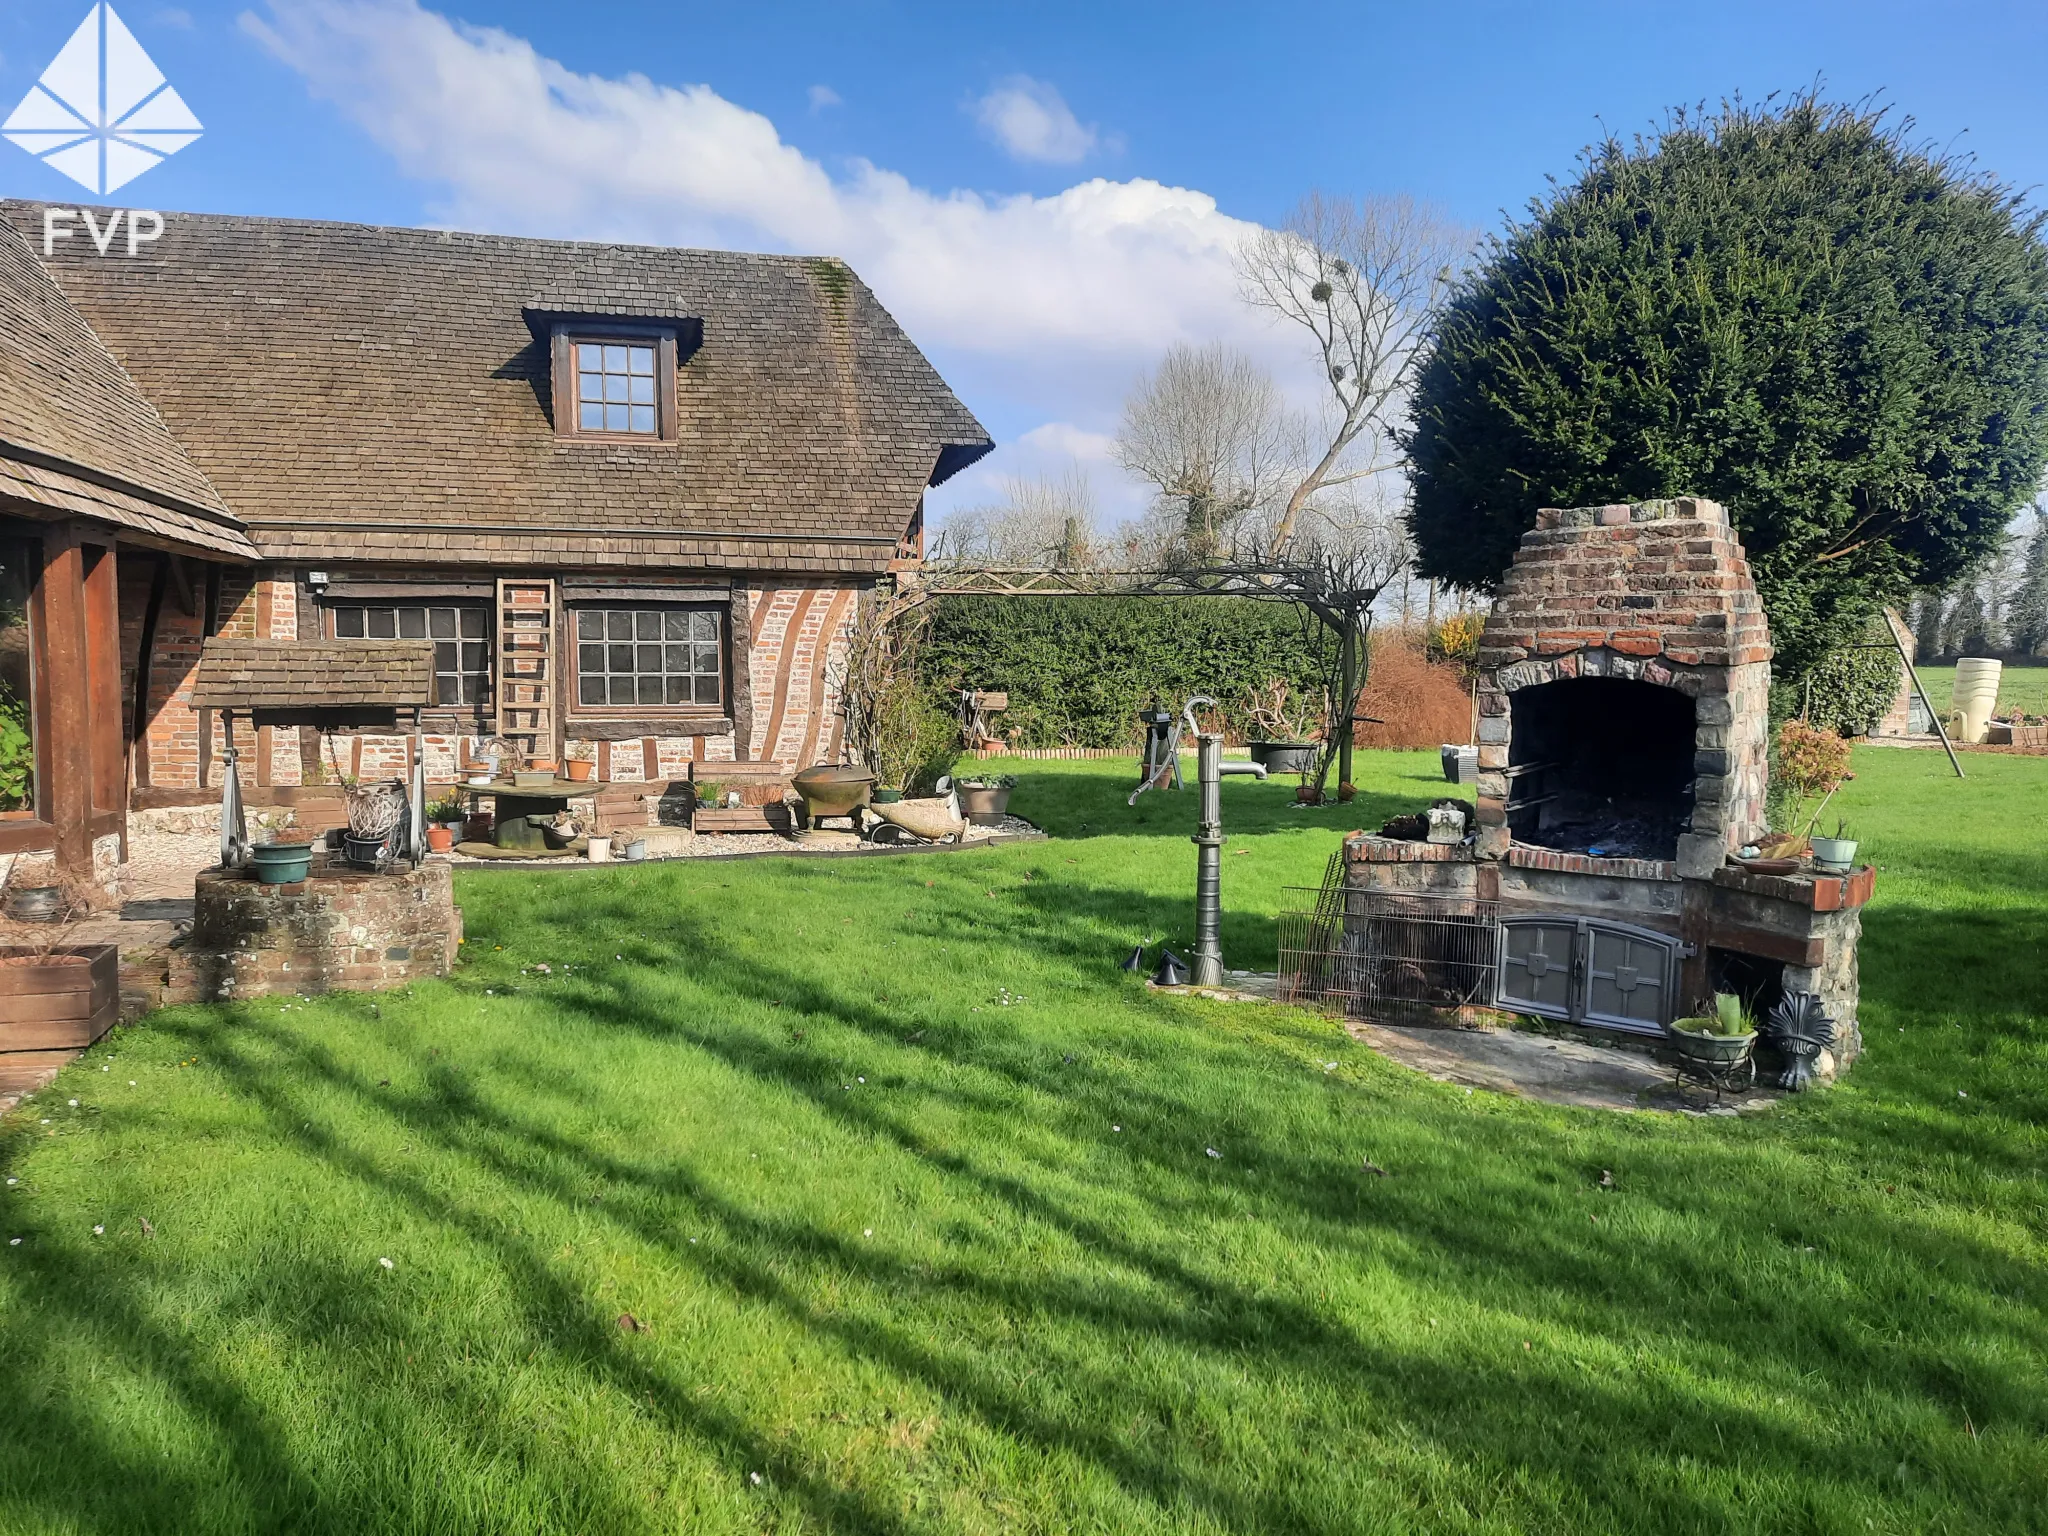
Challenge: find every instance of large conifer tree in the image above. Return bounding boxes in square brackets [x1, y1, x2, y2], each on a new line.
[1404, 96, 2048, 678]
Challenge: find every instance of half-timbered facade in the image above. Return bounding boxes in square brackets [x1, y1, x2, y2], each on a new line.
[0, 203, 988, 878]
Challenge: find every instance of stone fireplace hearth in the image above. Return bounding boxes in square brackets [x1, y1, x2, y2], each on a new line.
[1339, 498, 1868, 1085]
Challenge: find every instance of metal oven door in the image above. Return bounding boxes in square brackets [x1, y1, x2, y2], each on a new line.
[1497, 918, 1579, 1021]
[1580, 921, 1676, 1034]
[1496, 916, 1679, 1035]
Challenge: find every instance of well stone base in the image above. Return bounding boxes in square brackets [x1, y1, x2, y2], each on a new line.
[167, 860, 462, 1004]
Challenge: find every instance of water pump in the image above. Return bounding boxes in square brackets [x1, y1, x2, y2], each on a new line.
[1130, 695, 1268, 986]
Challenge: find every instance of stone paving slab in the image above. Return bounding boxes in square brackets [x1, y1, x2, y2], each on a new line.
[1351, 1021, 1781, 1115]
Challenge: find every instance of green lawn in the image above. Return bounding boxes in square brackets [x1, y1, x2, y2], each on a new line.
[1, 748, 2043, 1534]
[1911, 660, 2048, 717]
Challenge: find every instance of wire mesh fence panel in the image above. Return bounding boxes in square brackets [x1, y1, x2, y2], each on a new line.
[1280, 860, 1502, 1025]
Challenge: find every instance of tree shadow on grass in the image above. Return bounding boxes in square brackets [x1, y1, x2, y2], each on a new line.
[33, 981, 2036, 1534]
[4, 849, 2045, 1532]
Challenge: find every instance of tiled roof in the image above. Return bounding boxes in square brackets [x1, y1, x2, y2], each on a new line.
[189, 639, 435, 709]
[0, 219, 257, 559]
[3, 204, 991, 574]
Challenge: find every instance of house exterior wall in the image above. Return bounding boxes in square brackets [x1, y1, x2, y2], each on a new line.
[130, 568, 863, 797]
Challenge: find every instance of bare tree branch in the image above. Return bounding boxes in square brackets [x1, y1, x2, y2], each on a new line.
[1114, 342, 1289, 561]
[931, 468, 1101, 566]
[1237, 192, 1470, 558]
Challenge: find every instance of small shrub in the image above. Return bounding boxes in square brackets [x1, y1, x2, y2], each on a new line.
[1353, 635, 1474, 749]
[1773, 718, 1853, 833]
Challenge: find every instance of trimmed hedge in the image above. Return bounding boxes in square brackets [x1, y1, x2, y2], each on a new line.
[916, 596, 1325, 749]
[1777, 617, 1904, 736]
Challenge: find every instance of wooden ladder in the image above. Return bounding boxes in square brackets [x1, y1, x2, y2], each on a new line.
[496, 578, 556, 764]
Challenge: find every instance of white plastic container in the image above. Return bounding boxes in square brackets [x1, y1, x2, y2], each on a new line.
[586, 835, 612, 863]
[1950, 657, 2002, 743]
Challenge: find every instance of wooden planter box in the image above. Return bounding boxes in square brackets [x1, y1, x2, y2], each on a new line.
[692, 804, 794, 835]
[0, 945, 119, 1053]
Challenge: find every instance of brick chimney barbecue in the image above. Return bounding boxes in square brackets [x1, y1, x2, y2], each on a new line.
[1329, 496, 1870, 1084]
[1472, 497, 1772, 879]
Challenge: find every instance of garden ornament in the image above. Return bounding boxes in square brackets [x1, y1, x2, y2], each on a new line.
[1762, 991, 1837, 1092]
[1152, 948, 1191, 987]
[1120, 945, 1148, 973]
[863, 790, 966, 842]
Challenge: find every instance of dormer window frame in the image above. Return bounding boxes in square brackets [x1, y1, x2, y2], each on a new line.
[548, 321, 682, 446]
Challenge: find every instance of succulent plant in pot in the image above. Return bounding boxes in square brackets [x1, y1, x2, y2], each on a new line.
[955, 773, 1016, 825]
[1669, 992, 1757, 1071]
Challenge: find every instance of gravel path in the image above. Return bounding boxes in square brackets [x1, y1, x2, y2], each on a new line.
[120, 816, 1042, 888]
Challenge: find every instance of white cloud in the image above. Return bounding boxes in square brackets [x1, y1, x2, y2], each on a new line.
[935, 420, 1146, 534]
[807, 83, 840, 112]
[971, 75, 1096, 165]
[241, 2, 1296, 515]
[1015, 421, 1118, 463]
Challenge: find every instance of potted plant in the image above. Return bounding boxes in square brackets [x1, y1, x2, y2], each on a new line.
[955, 773, 1016, 825]
[1810, 817, 1858, 874]
[562, 748, 595, 782]
[423, 795, 463, 853]
[343, 778, 406, 868]
[1244, 679, 1320, 775]
[1668, 992, 1757, 1075]
[248, 809, 316, 883]
[1771, 719, 1853, 854]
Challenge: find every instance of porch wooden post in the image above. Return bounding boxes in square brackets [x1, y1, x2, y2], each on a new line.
[81, 540, 125, 858]
[37, 524, 95, 880]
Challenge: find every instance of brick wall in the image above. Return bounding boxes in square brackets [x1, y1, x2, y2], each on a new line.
[132, 570, 866, 795]
[1474, 499, 1774, 877]
[739, 580, 856, 767]
[165, 859, 461, 1003]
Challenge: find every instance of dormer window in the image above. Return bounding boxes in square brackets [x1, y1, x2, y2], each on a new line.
[576, 342, 657, 435]
[547, 323, 682, 444]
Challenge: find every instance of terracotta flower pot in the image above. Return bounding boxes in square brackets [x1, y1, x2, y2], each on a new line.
[564, 759, 594, 782]
[425, 825, 455, 853]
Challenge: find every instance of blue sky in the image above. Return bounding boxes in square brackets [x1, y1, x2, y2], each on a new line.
[5, 1, 2047, 525]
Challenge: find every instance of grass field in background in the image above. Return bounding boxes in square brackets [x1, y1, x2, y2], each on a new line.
[1911, 660, 2048, 716]
[0, 749, 2042, 1534]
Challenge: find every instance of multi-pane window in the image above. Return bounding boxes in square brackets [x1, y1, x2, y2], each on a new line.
[575, 607, 722, 708]
[575, 341, 658, 435]
[332, 604, 491, 707]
